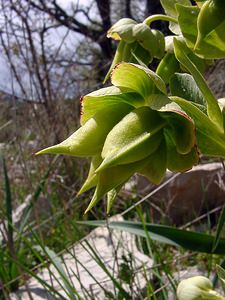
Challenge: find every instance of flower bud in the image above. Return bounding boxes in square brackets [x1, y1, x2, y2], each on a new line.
[177, 276, 225, 300]
[107, 18, 137, 43]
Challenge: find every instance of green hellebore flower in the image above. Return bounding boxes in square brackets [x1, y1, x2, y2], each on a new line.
[37, 61, 199, 213]
[177, 276, 225, 300]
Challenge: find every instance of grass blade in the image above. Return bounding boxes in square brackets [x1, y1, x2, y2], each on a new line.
[78, 220, 225, 255]
[2, 156, 13, 248]
[213, 204, 225, 252]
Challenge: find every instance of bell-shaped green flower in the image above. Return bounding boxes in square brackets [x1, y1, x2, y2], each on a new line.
[177, 276, 225, 300]
[37, 62, 199, 213]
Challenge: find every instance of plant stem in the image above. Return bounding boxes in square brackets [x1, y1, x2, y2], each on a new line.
[144, 14, 178, 26]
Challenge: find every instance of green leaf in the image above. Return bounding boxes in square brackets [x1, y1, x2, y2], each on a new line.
[170, 73, 205, 105]
[107, 18, 137, 43]
[78, 220, 225, 255]
[195, 0, 225, 53]
[37, 103, 133, 157]
[81, 86, 144, 125]
[170, 96, 225, 158]
[160, 0, 191, 34]
[176, 4, 200, 49]
[39, 246, 80, 300]
[98, 107, 164, 170]
[176, 3, 225, 59]
[111, 63, 167, 102]
[139, 139, 167, 184]
[174, 38, 223, 131]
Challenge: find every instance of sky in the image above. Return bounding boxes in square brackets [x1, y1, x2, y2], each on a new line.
[0, 0, 92, 100]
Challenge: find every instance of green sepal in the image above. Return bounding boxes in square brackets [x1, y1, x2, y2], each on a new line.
[81, 86, 143, 125]
[78, 155, 102, 195]
[139, 139, 167, 184]
[164, 129, 199, 172]
[84, 158, 150, 214]
[99, 107, 165, 170]
[160, 110, 195, 155]
[37, 103, 133, 157]
[111, 63, 167, 102]
[130, 42, 152, 65]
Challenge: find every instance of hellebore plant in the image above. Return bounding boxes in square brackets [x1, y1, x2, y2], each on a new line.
[37, 0, 225, 214]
